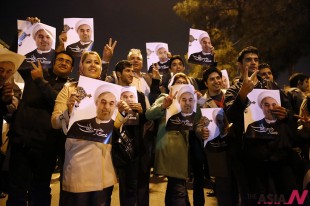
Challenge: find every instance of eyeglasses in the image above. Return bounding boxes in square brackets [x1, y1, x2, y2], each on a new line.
[244, 57, 259, 63]
[174, 81, 188, 85]
[56, 58, 72, 65]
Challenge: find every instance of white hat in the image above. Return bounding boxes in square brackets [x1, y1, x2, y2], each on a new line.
[32, 23, 54, 40]
[0, 48, 25, 72]
[155, 43, 168, 54]
[199, 32, 210, 43]
[94, 84, 117, 103]
[168, 72, 190, 89]
[176, 84, 195, 101]
[75, 19, 92, 32]
[257, 91, 279, 108]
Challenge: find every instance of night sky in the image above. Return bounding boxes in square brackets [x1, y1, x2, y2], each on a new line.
[0, 0, 191, 73]
[1, 0, 308, 86]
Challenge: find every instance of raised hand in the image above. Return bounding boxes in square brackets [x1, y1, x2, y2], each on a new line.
[67, 91, 80, 115]
[152, 63, 161, 80]
[1, 82, 13, 103]
[270, 106, 288, 120]
[128, 102, 143, 114]
[162, 88, 177, 110]
[59, 32, 67, 44]
[117, 100, 131, 115]
[26, 17, 40, 24]
[239, 66, 258, 102]
[102, 38, 117, 63]
[30, 61, 44, 80]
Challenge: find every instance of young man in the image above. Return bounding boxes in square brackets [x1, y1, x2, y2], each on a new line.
[224, 46, 302, 205]
[113, 60, 150, 206]
[7, 51, 74, 206]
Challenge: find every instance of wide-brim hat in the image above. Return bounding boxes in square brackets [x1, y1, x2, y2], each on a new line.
[0, 48, 25, 72]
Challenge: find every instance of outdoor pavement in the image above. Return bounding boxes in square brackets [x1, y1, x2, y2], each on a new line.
[0, 173, 218, 206]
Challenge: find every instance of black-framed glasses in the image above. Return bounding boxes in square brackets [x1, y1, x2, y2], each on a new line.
[56, 58, 72, 65]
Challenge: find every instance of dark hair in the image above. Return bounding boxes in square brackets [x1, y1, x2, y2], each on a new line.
[115, 60, 132, 74]
[202, 67, 222, 82]
[289, 73, 309, 87]
[237, 46, 259, 63]
[169, 55, 184, 68]
[55, 51, 75, 66]
[258, 62, 270, 70]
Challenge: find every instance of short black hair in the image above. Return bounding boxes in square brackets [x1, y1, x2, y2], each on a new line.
[202, 67, 222, 82]
[169, 55, 184, 68]
[115, 60, 132, 74]
[258, 62, 270, 70]
[55, 51, 75, 66]
[289, 73, 309, 87]
[237, 46, 259, 63]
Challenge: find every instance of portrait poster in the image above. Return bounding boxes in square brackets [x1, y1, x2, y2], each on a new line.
[166, 84, 197, 131]
[200, 108, 224, 146]
[67, 76, 122, 144]
[17, 20, 56, 55]
[188, 28, 214, 65]
[120, 86, 139, 125]
[244, 89, 281, 139]
[221, 69, 230, 89]
[63, 18, 94, 54]
[145, 42, 169, 72]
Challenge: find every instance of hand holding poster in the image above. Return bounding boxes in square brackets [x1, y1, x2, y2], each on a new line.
[200, 108, 226, 146]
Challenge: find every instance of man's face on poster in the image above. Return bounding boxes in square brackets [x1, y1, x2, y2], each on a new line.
[179, 92, 195, 114]
[156, 47, 168, 61]
[0, 61, 14, 86]
[34, 29, 53, 51]
[77, 24, 92, 43]
[121, 91, 136, 104]
[200, 37, 212, 53]
[260, 96, 278, 121]
[96, 92, 117, 121]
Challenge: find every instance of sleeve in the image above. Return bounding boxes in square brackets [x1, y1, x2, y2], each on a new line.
[33, 77, 60, 107]
[145, 94, 166, 120]
[51, 84, 73, 130]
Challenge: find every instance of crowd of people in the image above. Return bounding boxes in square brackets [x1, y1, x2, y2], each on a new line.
[0, 17, 310, 206]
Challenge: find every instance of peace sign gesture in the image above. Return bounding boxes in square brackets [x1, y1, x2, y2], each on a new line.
[238, 66, 258, 102]
[102, 38, 117, 63]
[30, 61, 44, 80]
[161, 88, 178, 110]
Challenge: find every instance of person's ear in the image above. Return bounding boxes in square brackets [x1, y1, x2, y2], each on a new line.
[116, 71, 121, 79]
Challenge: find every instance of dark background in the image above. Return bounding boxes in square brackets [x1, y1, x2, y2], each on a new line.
[1, 0, 308, 86]
[0, 0, 190, 74]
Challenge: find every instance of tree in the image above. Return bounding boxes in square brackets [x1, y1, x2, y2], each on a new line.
[174, 0, 310, 80]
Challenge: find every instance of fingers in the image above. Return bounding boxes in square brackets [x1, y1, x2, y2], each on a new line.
[112, 39, 117, 49]
[30, 61, 38, 70]
[249, 70, 259, 81]
[172, 91, 178, 99]
[242, 66, 248, 82]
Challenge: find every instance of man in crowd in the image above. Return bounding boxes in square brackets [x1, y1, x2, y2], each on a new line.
[7, 51, 74, 206]
[113, 60, 150, 206]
